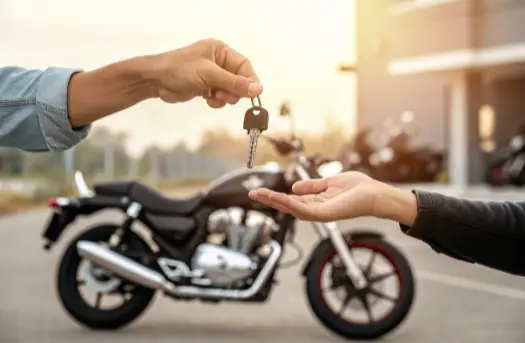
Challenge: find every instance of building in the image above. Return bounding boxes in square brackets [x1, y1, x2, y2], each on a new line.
[355, 0, 525, 186]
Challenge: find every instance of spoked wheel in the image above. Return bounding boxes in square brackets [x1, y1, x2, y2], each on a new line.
[305, 237, 415, 340]
[56, 225, 156, 330]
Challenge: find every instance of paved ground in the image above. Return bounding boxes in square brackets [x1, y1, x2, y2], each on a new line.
[2, 186, 525, 343]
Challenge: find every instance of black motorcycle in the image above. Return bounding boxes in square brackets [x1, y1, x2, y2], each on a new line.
[339, 127, 376, 175]
[372, 128, 444, 183]
[42, 111, 415, 340]
[485, 128, 525, 186]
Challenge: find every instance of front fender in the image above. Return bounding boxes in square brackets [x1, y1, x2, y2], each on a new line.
[300, 230, 383, 276]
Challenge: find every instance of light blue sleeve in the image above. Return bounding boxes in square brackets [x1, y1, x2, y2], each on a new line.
[0, 66, 91, 152]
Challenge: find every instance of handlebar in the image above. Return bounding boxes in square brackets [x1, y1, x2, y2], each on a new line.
[261, 134, 304, 157]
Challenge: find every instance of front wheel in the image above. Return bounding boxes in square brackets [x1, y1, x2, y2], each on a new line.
[56, 225, 156, 330]
[305, 237, 415, 340]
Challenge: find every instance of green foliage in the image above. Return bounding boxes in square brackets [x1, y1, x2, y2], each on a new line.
[0, 118, 351, 181]
[0, 118, 353, 214]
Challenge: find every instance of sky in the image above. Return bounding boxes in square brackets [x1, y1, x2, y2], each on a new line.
[1, 0, 356, 156]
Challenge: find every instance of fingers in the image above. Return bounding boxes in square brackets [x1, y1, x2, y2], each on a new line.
[217, 43, 260, 82]
[203, 63, 263, 98]
[203, 89, 239, 108]
[249, 188, 326, 221]
[214, 90, 240, 105]
[292, 179, 328, 195]
[249, 190, 295, 215]
[206, 97, 226, 109]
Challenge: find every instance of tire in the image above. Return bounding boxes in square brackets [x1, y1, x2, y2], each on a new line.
[305, 237, 415, 340]
[56, 225, 156, 330]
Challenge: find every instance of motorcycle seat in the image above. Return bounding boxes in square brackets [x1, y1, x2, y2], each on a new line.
[129, 182, 203, 215]
[94, 181, 137, 196]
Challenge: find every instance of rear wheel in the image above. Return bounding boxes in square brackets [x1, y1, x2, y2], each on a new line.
[305, 237, 415, 340]
[56, 225, 156, 330]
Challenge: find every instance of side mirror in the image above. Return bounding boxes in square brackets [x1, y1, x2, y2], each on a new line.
[279, 102, 291, 117]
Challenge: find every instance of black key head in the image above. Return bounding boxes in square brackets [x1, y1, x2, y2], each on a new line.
[243, 106, 269, 132]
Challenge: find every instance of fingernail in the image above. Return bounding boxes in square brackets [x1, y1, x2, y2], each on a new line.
[248, 82, 263, 97]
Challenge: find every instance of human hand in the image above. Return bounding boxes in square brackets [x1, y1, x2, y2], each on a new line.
[248, 171, 418, 225]
[150, 39, 263, 108]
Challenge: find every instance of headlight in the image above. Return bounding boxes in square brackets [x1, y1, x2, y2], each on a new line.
[347, 152, 361, 164]
[318, 161, 343, 178]
[379, 147, 394, 163]
[263, 161, 280, 171]
[510, 136, 524, 151]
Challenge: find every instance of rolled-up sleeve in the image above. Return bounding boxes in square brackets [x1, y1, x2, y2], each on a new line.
[0, 66, 91, 152]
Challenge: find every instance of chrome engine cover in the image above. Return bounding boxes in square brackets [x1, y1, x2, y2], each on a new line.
[207, 207, 277, 254]
[191, 243, 257, 286]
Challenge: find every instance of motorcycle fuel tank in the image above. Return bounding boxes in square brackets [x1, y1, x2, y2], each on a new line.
[202, 164, 288, 209]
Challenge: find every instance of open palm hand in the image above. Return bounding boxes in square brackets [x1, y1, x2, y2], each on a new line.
[249, 171, 386, 222]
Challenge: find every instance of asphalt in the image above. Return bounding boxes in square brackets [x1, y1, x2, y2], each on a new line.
[2, 186, 525, 343]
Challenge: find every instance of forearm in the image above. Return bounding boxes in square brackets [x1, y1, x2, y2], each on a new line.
[376, 187, 525, 275]
[67, 56, 158, 127]
[374, 185, 418, 226]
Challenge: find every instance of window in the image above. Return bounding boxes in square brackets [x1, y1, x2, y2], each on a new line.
[478, 105, 496, 153]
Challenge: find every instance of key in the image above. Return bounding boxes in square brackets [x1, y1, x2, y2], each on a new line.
[243, 98, 269, 168]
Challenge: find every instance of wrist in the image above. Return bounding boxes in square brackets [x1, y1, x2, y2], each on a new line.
[126, 55, 159, 100]
[374, 185, 418, 226]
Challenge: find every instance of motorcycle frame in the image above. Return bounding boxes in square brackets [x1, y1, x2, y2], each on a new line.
[76, 151, 369, 289]
[51, 158, 369, 301]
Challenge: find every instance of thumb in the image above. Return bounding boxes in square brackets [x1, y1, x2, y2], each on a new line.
[204, 64, 263, 98]
[292, 179, 328, 195]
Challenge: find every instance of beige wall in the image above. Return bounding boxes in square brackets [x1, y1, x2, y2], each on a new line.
[356, 0, 525, 183]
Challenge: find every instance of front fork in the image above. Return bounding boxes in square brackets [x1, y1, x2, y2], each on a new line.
[312, 222, 368, 289]
[294, 160, 368, 289]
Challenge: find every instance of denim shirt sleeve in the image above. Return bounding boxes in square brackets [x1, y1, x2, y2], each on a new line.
[0, 66, 91, 152]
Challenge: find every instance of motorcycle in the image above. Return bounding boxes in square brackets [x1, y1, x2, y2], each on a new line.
[485, 126, 525, 186]
[371, 128, 443, 183]
[41, 108, 415, 340]
[338, 127, 376, 175]
[344, 114, 444, 183]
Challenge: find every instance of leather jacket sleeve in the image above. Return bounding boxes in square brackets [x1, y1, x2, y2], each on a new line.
[400, 190, 525, 276]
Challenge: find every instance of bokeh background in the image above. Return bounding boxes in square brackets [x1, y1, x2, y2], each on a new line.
[0, 0, 357, 212]
[4, 1, 525, 342]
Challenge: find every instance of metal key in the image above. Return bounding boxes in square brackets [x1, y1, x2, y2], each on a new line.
[243, 96, 269, 168]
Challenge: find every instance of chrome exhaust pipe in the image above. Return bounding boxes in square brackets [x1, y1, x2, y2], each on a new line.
[169, 241, 282, 300]
[76, 241, 176, 292]
[76, 240, 282, 300]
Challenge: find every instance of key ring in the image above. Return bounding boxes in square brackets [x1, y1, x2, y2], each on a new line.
[251, 96, 262, 108]
[250, 96, 262, 116]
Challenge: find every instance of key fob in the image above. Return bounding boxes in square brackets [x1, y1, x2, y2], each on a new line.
[243, 107, 269, 132]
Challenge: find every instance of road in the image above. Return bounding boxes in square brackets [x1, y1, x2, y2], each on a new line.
[1, 186, 525, 343]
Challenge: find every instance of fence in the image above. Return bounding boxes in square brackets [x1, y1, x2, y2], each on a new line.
[0, 146, 243, 196]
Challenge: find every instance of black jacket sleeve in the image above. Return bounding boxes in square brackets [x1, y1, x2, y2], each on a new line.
[400, 190, 525, 276]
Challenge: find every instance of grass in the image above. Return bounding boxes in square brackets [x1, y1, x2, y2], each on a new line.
[0, 178, 211, 215]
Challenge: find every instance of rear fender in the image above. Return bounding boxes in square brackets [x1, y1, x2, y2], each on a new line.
[74, 195, 129, 215]
[43, 195, 128, 250]
[300, 230, 383, 276]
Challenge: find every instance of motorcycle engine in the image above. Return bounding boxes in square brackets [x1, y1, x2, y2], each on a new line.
[190, 208, 278, 287]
